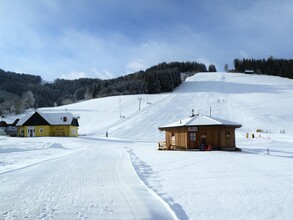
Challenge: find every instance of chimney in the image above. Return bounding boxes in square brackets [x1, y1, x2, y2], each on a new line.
[191, 109, 195, 117]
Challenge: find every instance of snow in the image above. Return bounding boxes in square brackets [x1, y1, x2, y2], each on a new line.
[1, 72, 293, 219]
[16, 111, 78, 126]
[158, 113, 242, 128]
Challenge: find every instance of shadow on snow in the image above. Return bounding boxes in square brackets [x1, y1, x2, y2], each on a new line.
[127, 148, 189, 220]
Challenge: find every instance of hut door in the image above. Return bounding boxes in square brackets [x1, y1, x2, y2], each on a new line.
[189, 132, 197, 149]
[200, 131, 207, 149]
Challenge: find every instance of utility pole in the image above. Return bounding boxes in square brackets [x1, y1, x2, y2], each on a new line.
[138, 98, 142, 111]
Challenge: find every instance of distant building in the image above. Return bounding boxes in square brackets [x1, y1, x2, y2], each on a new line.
[0, 121, 7, 135]
[245, 70, 254, 74]
[16, 111, 79, 137]
[159, 113, 242, 151]
[0, 119, 18, 136]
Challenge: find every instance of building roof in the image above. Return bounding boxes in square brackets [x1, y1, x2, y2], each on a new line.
[0, 121, 8, 127]
[16, 111, 79, 127]
[159, 114, 242, 130]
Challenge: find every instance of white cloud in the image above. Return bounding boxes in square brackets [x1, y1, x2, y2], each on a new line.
[141, 40, 158, 48]
[238, 51, 249, 59]
[60, 69, 116, 80]
[60, 72, 89, 80]
[125, 60, 146, 73]
[1, 0, 293, 81]
[195, 57, 212, 66]
[91, 68, 115, 79]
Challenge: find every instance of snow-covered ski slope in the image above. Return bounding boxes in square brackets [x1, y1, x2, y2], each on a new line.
[52, 72, 293, 139]
[1, 72, 293, 219]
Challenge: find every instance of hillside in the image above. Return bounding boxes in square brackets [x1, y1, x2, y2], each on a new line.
[1, 72, 293, 219]
[41, 72, 293, 139]
[0, 61, 207, 113]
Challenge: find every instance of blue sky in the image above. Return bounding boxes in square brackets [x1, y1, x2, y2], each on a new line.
[0, 0, 292, 81]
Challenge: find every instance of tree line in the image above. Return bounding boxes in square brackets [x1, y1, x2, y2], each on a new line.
[0, 61, 207, 114]
[234, 57, 293, 79]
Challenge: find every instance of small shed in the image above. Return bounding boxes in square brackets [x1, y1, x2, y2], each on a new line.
[16, 111, 79, 137]
[0, 120, 18, 136]
[245, 70, 254, 74]
[159, 114, 242, 151]
[0, 121, 7, 135]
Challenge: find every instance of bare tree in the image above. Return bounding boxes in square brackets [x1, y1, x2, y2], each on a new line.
[12, 98, 23, 114]
[22, 91, 35, 109]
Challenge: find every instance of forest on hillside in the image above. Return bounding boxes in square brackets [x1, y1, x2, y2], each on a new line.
[2, 57, 293, 115]
[0, 61, 207, 114]
[234, 57, 293, 79]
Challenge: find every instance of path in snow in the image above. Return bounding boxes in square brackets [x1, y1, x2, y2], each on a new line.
[0, 139, 176, 220]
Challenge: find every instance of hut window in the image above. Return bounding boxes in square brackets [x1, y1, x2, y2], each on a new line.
[63, 117, 67, 122]
[227, 131, 231, 137]
[201, 132, 207, 138]
[190, 132, 196, 141]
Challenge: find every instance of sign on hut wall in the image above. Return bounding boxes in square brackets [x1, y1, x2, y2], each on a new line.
[188, 127, 198, 131]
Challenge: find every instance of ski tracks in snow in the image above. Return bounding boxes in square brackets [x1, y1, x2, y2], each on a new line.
[0, 140, 175, 220]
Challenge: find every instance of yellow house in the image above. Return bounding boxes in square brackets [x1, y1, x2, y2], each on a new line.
[16, 111, 79, 137]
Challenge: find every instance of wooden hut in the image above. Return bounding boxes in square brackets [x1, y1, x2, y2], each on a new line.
[159, 113, 242, 151]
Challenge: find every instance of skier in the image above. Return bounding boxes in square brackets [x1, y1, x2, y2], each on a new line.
[106, 131, 108, 137]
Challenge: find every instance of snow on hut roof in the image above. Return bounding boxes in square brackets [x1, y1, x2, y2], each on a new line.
[159, 114, 242, 130]
[16, 111, 78, 126]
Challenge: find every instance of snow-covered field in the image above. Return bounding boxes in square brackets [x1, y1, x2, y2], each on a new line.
[1, 72, 293, 219]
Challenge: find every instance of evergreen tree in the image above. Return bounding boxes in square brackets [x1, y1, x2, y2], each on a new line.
[208, 64, 217, 72]
[224, 64, 228, 72]
[234, 57, 293, 79]
[0, 61, 210, 110]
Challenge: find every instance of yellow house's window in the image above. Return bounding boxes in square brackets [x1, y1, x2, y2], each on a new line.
[20, 129, 24, 136]
[39, 128, 44, 133]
